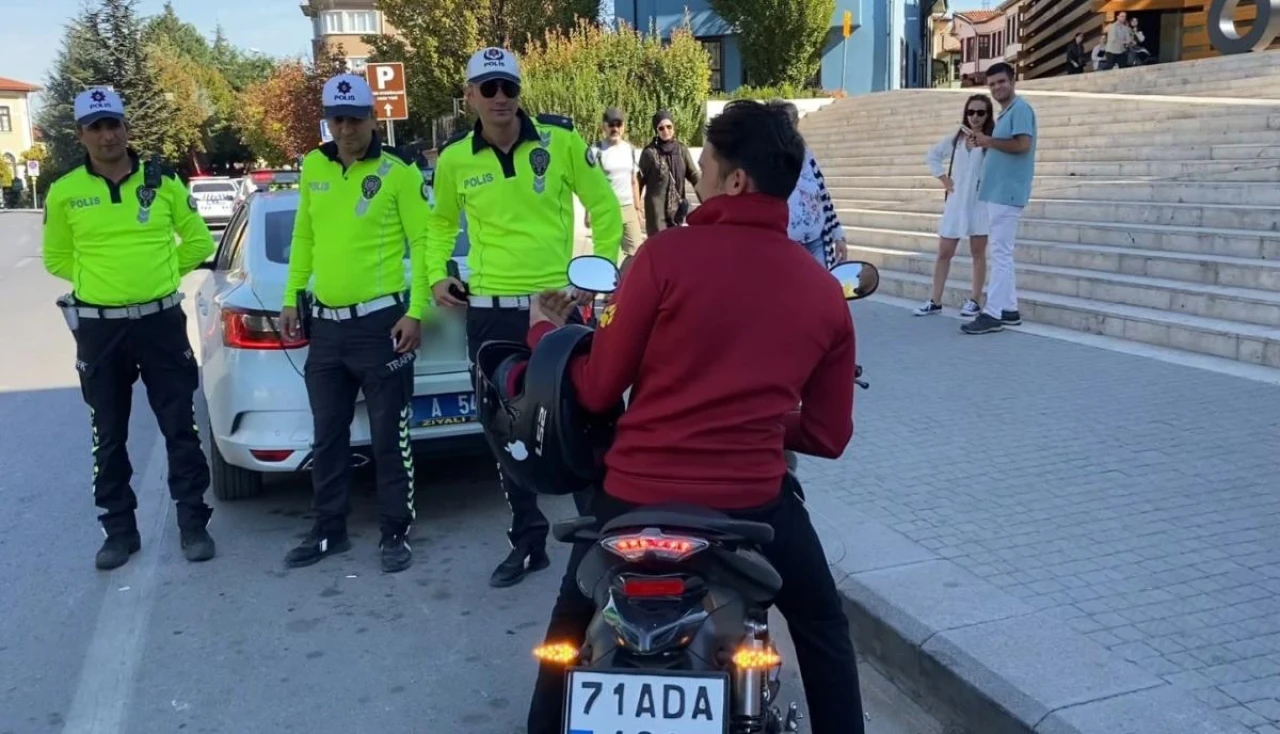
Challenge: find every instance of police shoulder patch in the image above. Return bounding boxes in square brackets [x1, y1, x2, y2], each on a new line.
[420, 181, 431, 202]
[584, 144, 599, 168]
[187, 195, 199, 211]
[536, 113, 575, 131]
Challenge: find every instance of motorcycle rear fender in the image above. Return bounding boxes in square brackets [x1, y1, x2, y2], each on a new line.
[582, 589, 755, 671]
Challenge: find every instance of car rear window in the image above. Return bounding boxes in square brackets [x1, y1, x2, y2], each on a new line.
[192, 181, 238, 194]
[263, 208, 471, 264]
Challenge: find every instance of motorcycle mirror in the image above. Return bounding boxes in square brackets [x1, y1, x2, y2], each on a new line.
[567, 255, 620, 294]
[830, 261, 880, 301]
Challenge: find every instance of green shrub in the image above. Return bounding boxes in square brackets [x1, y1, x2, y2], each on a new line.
[519, 18, 712, 146]
[711, 83, 833, 101]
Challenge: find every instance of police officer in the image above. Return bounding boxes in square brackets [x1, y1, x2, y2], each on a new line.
[279, 73, 430, 574]
[42, 88, 217, 570]
[427, 47, 623, 587]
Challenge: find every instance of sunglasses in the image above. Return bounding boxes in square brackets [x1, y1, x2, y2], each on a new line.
[966, 109, 988, 117]
[606, 120, 624, 127]
[478, 79, 521, 99]
[657, 123, 673, 131]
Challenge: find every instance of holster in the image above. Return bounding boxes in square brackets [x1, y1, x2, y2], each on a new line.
[56, 293, 80, 333]
[296, 290, 314, 339]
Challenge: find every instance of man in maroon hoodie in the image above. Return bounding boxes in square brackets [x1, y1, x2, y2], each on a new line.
[522, 100, 865, 734]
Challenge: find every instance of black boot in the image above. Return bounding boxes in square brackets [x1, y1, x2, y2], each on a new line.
[490, 545, 551, 588]
[96, 532, 142, 571]
[180, 526, 216, 562]
[284, 526, 351, 568]
[380, 531, 413, 573]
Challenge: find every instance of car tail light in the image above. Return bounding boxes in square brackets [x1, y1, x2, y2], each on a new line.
[222, 308, 306, 350]
[622, 577, 686, 597]
[602, 529, 710, 562]
[250, 171, 273, 184]
[249, 449, 294, 462]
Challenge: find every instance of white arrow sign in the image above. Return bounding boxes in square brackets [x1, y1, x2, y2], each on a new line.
[384, 102, 394, 117]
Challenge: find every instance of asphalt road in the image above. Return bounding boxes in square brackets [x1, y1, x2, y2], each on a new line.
[0, 210, 941, 734]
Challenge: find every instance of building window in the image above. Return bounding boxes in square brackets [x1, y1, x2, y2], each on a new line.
[700, 38, 724, 92]
[320, 10, 379, 35]
[0, 106, 10, 133]
[978, 34, 991, 58]
[347, 56, 368, 72]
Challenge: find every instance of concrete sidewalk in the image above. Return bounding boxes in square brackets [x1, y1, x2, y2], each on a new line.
[801, 300, 1280, 734]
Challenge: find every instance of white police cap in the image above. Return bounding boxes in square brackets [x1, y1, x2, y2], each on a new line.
[74, 87, 126, 126]
[322, 73, 374, 118]
[466, 47, 521, 85]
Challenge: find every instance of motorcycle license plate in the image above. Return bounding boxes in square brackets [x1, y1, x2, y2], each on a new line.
[564, 668, 729, 734]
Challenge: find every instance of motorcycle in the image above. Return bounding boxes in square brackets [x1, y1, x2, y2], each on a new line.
[533, 255, 881, 734]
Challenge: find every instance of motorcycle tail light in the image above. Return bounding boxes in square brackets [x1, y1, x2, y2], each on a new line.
[622, 577, 686, 597]
[602, 529, 710, 562]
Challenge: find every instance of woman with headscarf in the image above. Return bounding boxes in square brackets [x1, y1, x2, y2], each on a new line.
[770, 100, 847, 268]
[637, 109, 700, 236]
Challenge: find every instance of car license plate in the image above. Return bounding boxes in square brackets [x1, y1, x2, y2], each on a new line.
[564, 669, 729, 734]
[410, 392, 477, 428]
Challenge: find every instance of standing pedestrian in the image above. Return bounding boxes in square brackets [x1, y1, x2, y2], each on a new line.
[587, 107, 644, 260]
[770, 100, 847, 268]
[637, 110, 700, 236]
[962, 62, 1037, 335]
[1102, 12, 1133, 70]
[916, 94, 993, 318]
[278, 73, 430, 573]
[426, 47, 623, 587]
[42, 87, 217, 570]
[1065, 33, 1087, 75]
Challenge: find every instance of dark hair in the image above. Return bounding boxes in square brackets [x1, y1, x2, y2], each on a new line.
[986, 62, 1016, 81]
[704, 100, 805, 199]
[956, 94, 995, 142]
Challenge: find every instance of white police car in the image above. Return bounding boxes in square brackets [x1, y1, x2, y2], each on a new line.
[192, 188, 483, 500]
[188, 176, 239, 230]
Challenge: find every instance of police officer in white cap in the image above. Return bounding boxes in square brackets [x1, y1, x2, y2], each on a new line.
[42, 87, 217, 570]
[278, 73, 432, 573]
[425, 48, 622, 587]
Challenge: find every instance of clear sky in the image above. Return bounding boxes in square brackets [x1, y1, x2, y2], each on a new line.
[0, 0, 314, 92]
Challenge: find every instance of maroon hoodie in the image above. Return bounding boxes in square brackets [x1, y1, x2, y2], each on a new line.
[528, 192, 856, 509]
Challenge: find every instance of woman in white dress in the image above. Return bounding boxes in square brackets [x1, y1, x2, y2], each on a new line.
[914, 94, 994, 317]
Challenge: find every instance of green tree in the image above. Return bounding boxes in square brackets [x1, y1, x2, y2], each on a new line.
[708, 0, 835, 87]
[237, 46, 348, 165]
[37, 13, 111, 181]
[368, 0, 603, 138]
[142, 2, 213, 64]
[211, 27, 276, 92]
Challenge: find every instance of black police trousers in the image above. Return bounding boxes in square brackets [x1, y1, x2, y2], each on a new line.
[304, 303, 415, 536]
[74, 303, 211, 536]
[527, 474, 866, 734]
[465, 304, 586, 551]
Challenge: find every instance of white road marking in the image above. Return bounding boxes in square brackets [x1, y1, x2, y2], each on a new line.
[61, 436, 171, 734]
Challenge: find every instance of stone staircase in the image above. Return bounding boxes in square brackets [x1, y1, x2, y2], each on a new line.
[800, 51, 1280, 368]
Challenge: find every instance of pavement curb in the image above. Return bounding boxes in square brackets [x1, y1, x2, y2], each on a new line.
[803, 488, 1252, 734]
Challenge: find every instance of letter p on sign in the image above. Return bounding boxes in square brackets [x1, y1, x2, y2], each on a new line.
[375, 65, 396, 89]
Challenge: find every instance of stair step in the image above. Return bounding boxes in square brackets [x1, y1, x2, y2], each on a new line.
[836, 207, 1280, 259]
[825, 182, 1280, 206]
[809, 128, 1280, 157]
[824, 143, 1280, 167]
[842, 226, 1280, 291]
[848, 243, 1280, 327]
[830, 197, 1280, 232]
[874, 270, 1280, 367]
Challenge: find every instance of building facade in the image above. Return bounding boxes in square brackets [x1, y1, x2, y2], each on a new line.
[299, 0, 393, 73]
[929, 13, 963, 87]
[1020, 0, 1278, 79]
[0, 76, 38, 183]
[618, 0, 933, 95]
[954, 0, 1023, 85]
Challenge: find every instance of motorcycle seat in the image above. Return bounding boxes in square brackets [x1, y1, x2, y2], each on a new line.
[601, 504, 775, 546]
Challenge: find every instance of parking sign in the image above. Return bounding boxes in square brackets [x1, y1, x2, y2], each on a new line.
[25, 160, 39, 178]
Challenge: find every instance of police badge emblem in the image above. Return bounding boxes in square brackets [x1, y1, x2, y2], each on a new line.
[136, 186, 157, 224]
[355, 174, 382, 216]
[529, 148, 551, 194]
[585, 145, 599, 168]
[187, 195, 199, 211]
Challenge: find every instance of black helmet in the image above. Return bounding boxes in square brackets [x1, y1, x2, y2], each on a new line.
[474, 324, 624, 496]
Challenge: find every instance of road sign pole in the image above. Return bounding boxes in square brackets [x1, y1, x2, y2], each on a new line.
[387, 120, 397, 148]
[32, 176, 39, 210]
[841, 10, 853, 92]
